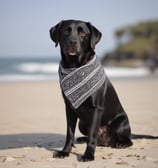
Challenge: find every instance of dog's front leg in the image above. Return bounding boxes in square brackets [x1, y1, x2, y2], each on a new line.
[53, 105, 77, 158]
[81, 108, 102, 161]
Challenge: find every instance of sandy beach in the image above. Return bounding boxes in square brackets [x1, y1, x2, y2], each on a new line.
[0, 79, 158, 168]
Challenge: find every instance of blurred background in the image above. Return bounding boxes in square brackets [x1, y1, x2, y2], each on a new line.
[0, 0, 158, 82]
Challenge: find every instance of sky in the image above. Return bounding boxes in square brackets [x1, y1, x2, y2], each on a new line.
[0, 0, 158, 58]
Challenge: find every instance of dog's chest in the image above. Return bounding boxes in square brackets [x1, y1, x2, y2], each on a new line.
[74, 98, 94, 121]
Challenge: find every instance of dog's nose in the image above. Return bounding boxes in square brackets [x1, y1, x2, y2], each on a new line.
[69, 39, 77, 45]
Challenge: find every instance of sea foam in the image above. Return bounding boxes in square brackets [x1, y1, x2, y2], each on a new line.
[17, 63, 59, 73]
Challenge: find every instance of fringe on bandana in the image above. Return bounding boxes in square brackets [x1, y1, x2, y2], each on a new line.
[58, 55, 106, 109]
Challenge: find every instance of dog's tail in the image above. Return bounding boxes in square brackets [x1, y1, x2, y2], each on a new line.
[77, 134, 158, 143]
[131, 134, 158, 139]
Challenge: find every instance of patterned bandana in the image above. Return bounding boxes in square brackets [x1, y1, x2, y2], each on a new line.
[58, 55, 106, 109]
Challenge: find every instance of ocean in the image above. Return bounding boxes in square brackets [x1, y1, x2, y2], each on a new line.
[0, 57, 60, 83]
[0, 57, 150, 83]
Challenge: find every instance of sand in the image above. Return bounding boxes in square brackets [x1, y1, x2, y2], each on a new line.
[0, 79, 158, 168]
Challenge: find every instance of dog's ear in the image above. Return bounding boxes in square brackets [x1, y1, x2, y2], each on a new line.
[49, 20, 63, 47]
[87, 22, 102, 49]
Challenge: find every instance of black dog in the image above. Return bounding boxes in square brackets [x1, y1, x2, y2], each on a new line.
[49, 20, 133, 161]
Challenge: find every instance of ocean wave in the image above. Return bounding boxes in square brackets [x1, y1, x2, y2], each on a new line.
[17, 63, 59, 73]
[0, 74, 58, 83]
[105, 67, 150, 77]
[17, 63, 149, 77]
[0, 67, 150, 83]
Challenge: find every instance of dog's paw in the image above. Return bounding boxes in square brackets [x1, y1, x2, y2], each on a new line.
[115, 140, 133, 149]
[80, 153, 94, 162]
[53, 151, 69, 158]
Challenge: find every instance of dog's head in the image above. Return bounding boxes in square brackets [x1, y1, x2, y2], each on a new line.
[49, 20, 101, 67]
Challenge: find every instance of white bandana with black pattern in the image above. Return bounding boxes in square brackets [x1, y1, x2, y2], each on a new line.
[58, 55, 106, 109]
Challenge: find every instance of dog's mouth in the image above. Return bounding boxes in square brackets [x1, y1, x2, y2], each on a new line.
[65, 46, 80, 57]
[68, 52, 77, 56]
[67, 50, 79, 57]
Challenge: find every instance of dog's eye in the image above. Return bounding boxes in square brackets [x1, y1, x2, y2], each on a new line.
[78, 27, 86, 37]
[79, 31, 86, 37]
[64, 27, 71, 35]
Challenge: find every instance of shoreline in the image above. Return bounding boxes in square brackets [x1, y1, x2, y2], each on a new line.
[0, 73, 158, 85]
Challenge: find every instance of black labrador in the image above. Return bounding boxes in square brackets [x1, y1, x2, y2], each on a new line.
[49, 20, 133, 161]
